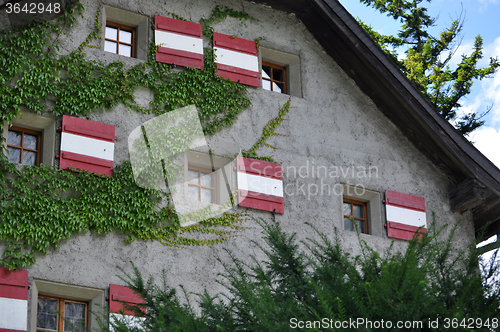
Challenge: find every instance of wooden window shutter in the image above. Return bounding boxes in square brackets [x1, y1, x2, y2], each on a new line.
[385, 190, 427, 240]
[59, 115, 115, 176]
[213, 32, 259, 87]
[0, 267, 29, 332]
[237, 156, 284, 213]
[154, 15, 204, 69]
[109, 284, 145, 317]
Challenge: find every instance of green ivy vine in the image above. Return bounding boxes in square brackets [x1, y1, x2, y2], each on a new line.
[243, 98, 291, 162]
[0, 2, 287, 269]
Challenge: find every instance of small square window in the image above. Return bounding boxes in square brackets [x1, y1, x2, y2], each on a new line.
[104, 21, 136, 58]
[7, 126, 41, 166]
[262, 61, 287, 94]
[187, 166, 217, 204]
[343, 198, 369, 234]
[37, 296, 87, 332]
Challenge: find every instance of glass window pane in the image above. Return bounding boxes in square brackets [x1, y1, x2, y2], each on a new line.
[262, 65, 271, 78]
[353, 204, 364, 218]
[7, 147, 21, 163]
[23, 150, 37, 165]
[7, 130, 22, 146]
[344, 217, 353, 231]
[354, 219, 365, 234]
[119, 29, 132, 44]
[24, 133, 38, 149]
[343, 202, 351, 216]
[262, 79, 271, 91]
[105, 26, 117, 40]
[272, 67, 284, 82]
[188, 185, 199, 201]
[273, 82, 283, 93]
[64, 302, 86, 332]
[188, 170, 199, 185]
[118, 44, 132, 57]
[200, 172, 213, 187]
[201, 188, 214, 203]
[37, 298, 58, 330]
[104, 40, 117, 54]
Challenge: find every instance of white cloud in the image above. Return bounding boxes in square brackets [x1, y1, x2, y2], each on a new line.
[477, 0, 500, 12]
[469, 126, 500, 168]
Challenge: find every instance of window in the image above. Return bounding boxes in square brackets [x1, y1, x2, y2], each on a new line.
[104, 22, 135, 57]
[7, 126, 41, 166]
[341, 184, 384, 237]
[2, 113, 56, 166]
[187, 166, 216, 204]
[36, 296, 87, 332]
[30, 280, 105, 331]
[343, 198, 368, 234]
[102, 6, 149, 60]
[260, 47, 302, 97]
[262, 61, 287, 94]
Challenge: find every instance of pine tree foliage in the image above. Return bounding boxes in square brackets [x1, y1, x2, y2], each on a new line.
[102, 218, 500, 331]
[358, 0, 500, 135]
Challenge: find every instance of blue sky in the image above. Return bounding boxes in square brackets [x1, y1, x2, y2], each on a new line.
[338, 0, 500, 168]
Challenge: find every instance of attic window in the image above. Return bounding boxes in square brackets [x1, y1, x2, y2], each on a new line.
[104, 22, 135, 57]
[262, 61, 287, 94]
[260, 47, 302, 97]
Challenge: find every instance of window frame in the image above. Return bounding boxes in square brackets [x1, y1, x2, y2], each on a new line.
[104, 21, 136, 58]
[261, 61, 288, 94]
[187, 165, 217, 204]
[36, 295, 88, 332]
[7, 125, 42, 166]
[343, 197, 369, 234]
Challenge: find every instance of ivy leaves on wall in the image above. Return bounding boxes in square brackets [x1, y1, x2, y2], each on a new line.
[0, 2, 287, 269]
[0, 159, 246, 269]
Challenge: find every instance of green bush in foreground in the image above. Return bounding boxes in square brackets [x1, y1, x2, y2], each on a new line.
[102, 218, 500, 331]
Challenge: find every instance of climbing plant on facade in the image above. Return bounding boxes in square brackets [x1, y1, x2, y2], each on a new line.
[0, 2, 287, 269]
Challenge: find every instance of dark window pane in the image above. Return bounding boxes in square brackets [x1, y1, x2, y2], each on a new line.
[274, 82, 284, 93]
[23, 133, 38, 150]
[343, 202, 351, 216]
[22, 150, 37, 166]
[262, 65, 272, 78]
[64, 301, 86, 332]
[7, 147, 21, 163]
[354, 219, 365, 234]
[353, 204, 364, 218]
[7, 130, 22, 146]
[344, 217, 353, 231]
[37, 298, 59, 330]
[272, 67, 284, 82]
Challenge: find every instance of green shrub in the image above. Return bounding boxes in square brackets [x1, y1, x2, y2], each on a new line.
[103, 218, 500, 331]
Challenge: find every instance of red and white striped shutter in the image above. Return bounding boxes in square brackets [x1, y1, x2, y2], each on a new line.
[213, 32, 259, 87]
[237, 156, 284, 213]
[154, 15, 204, 69]
[109, 284, 145, 321]
[0, 267, 29, 332]
[385, 190, 427, 240]
[59, 115, 115, 176]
